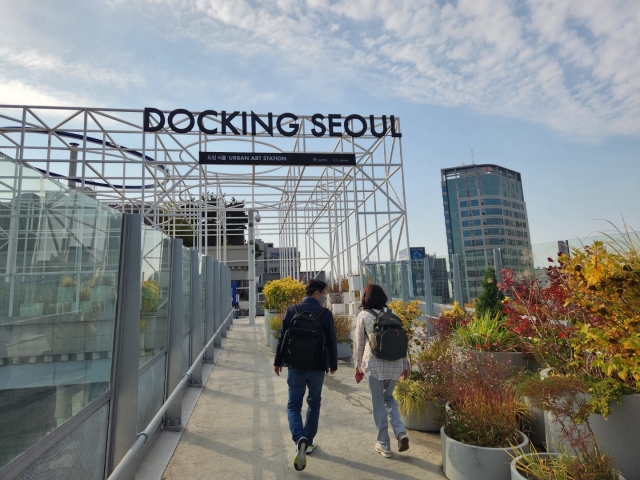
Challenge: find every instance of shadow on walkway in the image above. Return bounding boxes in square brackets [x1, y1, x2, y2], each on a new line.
[162, 318, 445, 480]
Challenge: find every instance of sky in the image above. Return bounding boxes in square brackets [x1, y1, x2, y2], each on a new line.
[1, 0, 639, 257]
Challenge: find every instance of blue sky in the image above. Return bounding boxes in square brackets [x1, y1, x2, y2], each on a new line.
[1, 0, 638, 256]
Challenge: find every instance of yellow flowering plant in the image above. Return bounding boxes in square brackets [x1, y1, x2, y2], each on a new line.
[262, 277, 306, 313]
[561, 233, 640, 389]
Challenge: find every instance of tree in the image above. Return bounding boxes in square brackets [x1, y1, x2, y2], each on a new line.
[475, 266, 505, 316]
[160, 194, 249, 247]
[200, 194, 248, 246]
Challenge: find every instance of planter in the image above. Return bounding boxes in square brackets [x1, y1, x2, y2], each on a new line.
[401, 401, 443, 432]
[510, 453, 561, 480]
[57, 287, 75, 303]
[458, 349, 532, 370]
[510, 453, 626, 480]
[269, 332, 279, 353]
[544, 404, 589, 455]
[589, 394, 640, 480]
[521, 396, 545, 447]
[19, 303, 43, 317]
[441, 427, 529, 480]
[337, 342, 351, 359]
[331, 303, 346, 315]
[264, 309, 274, 347]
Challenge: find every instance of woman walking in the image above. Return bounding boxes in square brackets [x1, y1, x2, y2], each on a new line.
[353, 284, 410, 458]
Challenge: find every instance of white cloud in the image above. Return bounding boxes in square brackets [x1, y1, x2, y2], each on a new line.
[151, 0, 640, 140]
[0, 79, 78, 107]
[0, 48, 145, 90]
[2, 0, 638, 140]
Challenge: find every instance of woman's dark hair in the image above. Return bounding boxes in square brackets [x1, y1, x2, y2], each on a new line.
[306, 279, 327, 296]
[360, 284, 388, 310]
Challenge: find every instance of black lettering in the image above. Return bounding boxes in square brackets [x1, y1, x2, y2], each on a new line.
[221, 111, 240, 135]
[143, 107, 165, 132]
[276, 113, 299, 137]
[242, 111, 247, 135]
[251, 111, 273, 136]
[197, 110, 218, 134]
[390, 115, 402, 138]
[370, 115, 387, 138]
[328, 114, 342, 137]
[344, 114, 367, 137]
[311, 114, 326, 137]
[168, 109, 195, 134]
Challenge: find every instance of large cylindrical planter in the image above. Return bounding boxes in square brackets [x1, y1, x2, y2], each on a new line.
[510, 453, 561, 480]
[468, 349, 530, 369]
[589, 394, 640, 480]
[441, 427, 529, 480]
[270, 332, 279, 353]
[401, 401, 443, 432]
[264, 310, 274, 346]
[521, 396, 545, 447]
[337, 342, 351, 359]
[510, 453, 625, 480]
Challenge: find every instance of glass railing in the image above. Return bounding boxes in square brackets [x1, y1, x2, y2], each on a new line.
[0, 157, 122, 468]
[0, 154, 233, 476]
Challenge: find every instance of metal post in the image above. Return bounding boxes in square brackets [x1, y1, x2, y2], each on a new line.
[189, 250, 203, 386]
[423, 256, 434, 317]
[452, 253, 464, 306]
[164, 238, 183, 431]
[68, 143, 78, 189]
[248, 209, 255, 324]
[401, 260, 409, 302]
[493, 248, 504, 284]
[105, 213, 142, 478]
[213, 260, 223, 345]
[204, 256, 215, 362]
[385, 263, 391, 300]
[225, 266, 232, 328]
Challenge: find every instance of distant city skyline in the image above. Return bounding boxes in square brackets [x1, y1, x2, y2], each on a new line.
[1, 1, 638, 257]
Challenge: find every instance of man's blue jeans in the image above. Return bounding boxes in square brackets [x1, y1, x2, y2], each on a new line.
[287, 368, 325, 444]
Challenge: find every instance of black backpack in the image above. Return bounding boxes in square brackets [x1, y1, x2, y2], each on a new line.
[281, 305, 327, 370]
[365, 309, 409, 361]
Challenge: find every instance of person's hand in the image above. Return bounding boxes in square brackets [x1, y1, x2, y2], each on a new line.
[274, 366, 282, 376]
[354, 369, 364, 384]
[400, 369, 409, 380]
[328, 369, 336, 375]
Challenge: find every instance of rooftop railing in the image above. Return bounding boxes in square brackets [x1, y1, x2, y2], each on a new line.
[0, 155, 233, 479]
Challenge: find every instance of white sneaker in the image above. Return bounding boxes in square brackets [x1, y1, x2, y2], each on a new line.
[306, 441, 317, 454]
[375, 442, 392, 458]
[294, 437, 308, 471]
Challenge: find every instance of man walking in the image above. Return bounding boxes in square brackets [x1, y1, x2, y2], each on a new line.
[273, 279, 338, 472]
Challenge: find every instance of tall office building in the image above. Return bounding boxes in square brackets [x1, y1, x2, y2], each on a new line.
[441, 164, 533, 302]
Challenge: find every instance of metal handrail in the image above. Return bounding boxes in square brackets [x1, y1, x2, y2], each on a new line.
[107, 309, 234, 480]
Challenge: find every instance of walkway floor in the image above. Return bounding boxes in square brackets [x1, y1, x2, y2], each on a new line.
[162, 317, 445, 480]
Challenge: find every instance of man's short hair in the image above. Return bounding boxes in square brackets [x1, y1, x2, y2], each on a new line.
[305, 279, 327, 296]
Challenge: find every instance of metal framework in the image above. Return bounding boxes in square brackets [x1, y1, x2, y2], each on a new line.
[0, 105, 410, 281]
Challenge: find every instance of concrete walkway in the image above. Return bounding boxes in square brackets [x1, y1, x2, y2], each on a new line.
[162, 317, 445, 480]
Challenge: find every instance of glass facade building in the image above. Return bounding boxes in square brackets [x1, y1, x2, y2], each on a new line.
[441, 164, 533, 302]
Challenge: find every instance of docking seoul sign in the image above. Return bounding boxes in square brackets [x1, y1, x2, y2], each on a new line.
[143, 108, 400, 167]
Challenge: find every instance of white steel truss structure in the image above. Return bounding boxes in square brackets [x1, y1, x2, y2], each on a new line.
[0, 105, 410, 282]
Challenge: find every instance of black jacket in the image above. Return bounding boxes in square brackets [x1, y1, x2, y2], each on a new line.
[273, 296, 338, 372]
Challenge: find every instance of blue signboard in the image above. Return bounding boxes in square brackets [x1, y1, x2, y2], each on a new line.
[231, 281, 238, 304]
[410, 247, 426, 260]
